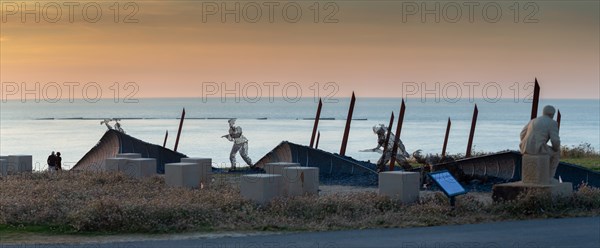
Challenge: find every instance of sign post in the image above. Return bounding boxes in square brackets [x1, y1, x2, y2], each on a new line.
[428, 170, 467, 207]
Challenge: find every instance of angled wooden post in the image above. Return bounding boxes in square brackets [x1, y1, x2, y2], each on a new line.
[310, 98, 323, 148]
[315, 131, 321, 149]
[382, 111, 395, 156]
[557, 110, 561, 131]
[389, 99, 406, 171]
[442, 117, 451, 158]
[174, 108, 186, 152]
[466, 105, 478, 158]
[163, 130, 168, 148]
[531, 78, 540, 119]
[339, 92, 356, 156]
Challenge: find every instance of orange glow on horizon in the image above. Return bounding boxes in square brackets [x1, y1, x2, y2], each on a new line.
[1, 1, 598, 99]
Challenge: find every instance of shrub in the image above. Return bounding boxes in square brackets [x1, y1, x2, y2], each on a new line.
[561, 143, 599, 158]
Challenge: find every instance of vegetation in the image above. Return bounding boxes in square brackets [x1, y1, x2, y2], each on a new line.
[1, 172, 599, 237]
[407, 143, 599, 171]
[560, 143, 600, 171]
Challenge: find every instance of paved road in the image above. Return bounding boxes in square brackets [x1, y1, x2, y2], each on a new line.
[3, 217, 599, 248]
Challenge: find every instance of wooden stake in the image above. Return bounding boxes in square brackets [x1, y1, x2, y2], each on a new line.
[310, 99, 323, 148]
[442, 117, 451, 158]
[315, 131, 321, 150]
[174, 108, 186, 152]
[466, 105, 478, 158]
[339, 92, 356, 156]
[382, 111, 395, 157]
[531, 78, 540, 119]
[557, 110, 561, 131]
[389, 99, 406, 171]
[163, 130, 168, 148]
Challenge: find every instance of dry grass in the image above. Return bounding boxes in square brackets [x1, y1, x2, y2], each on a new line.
[561, 143, 598, 158]
[1, 172, 599, 234]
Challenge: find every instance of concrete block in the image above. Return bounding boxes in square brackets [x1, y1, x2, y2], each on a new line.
[181, 157, 212, 187]
[522, 154, 550, 185]
[378, 171, 420, 204]
[282, 167, 319, 196]
[551, 182, 573, 197]
[492, 181, 573, 201]
[0, 159, 7, 177]
[122, 158, 156, 179]
[264, 162, 300, 176]
[116, 153, 142, 159]
[165, 162, 201, 188]
[241, 174, 283, 204]
[104, 158, 128, 172]
[7, 155, 33, 173]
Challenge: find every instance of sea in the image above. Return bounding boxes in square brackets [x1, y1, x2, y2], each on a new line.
[1, 98, 598, 171]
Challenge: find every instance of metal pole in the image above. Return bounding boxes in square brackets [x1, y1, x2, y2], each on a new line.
[442, 117, 451, 158]
[557, 110, 561, 131]
[310, 98, 323, 148]
[466, 105, 478, 158]
[389, 99, 406, 171]
[382, 111, 395, 156]
[162, 130, 168, 148]
[339, 92, 356, 156]
[531, 78, 540, 120]
[174, 108, 186, 152]
[315, 131, 321, 149]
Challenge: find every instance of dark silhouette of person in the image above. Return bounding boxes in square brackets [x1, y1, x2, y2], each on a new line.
[47, 151, 57, 172]
[56, 152, 62, 171]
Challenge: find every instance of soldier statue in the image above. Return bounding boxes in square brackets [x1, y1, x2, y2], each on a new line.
[222, 118, 253, 171]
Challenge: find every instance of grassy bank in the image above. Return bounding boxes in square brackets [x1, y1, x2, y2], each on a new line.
[561, 143, 600, 171]
[1, 172, 599, 237]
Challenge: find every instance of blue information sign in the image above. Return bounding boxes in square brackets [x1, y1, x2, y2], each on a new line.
[428, 170, 467, 197]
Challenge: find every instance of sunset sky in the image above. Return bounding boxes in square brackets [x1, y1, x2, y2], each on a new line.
[1, 1, 598, 99]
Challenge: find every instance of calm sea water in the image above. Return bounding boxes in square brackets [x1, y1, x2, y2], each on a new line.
[1, 98, 598, 170]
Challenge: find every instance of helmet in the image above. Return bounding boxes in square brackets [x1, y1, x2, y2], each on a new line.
[372, 124, 386, 134]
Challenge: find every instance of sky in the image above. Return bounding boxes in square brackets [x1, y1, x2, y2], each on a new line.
[1, 1, 599, 100]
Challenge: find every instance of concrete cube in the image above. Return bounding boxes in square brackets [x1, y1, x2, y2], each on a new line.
[264, 162, 300, 176]
[0, 159, 7, 177]
[181, 157, 212, 187]
[241, 174, 283, 204]
[122, 158, 156, 179]
[104, 158, 129, 172]
[116, 153, 142, 159]
[283, 167, 319, 196]
[379, 171, 420, 204]
[551, 182, 573, 197]
[7, 155, 33, 174]
[165, 162, 201, 188]
[522, 154, 550, 185]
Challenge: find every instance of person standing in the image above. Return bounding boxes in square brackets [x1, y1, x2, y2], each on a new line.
[47, 151, 57, 172]
[55, 152, 63, 171]
[222, 119, 253, 171]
